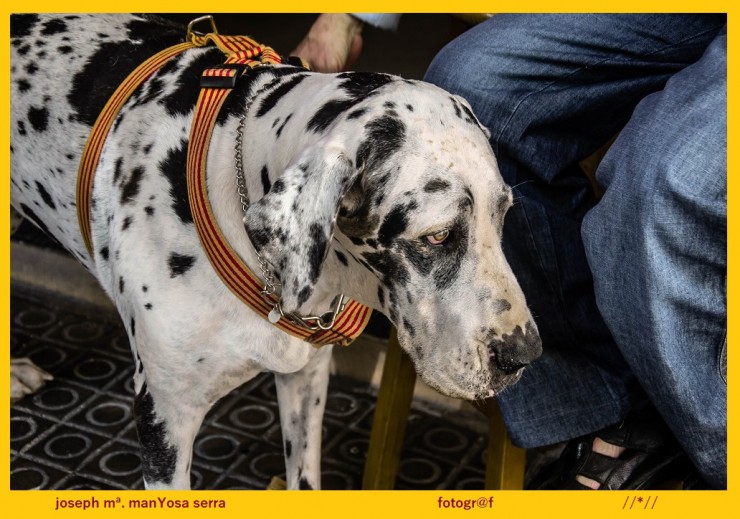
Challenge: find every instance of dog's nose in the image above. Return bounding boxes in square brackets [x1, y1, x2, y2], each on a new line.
[489, 321, 542, 374]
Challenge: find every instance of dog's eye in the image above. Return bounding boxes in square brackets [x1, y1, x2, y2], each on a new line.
[426, 229, 450, 245]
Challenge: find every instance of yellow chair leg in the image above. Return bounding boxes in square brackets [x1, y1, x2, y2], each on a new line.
[362, 329, 416, 489]
[475, 399, 526, 490]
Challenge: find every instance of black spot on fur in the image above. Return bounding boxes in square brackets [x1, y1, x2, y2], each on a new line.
[27, 106, 49, 132]
[402, 318, 415, 337]
[378, 202, 416, 247]
[113, 157, 124, 184]
[307, 73, 395, 133]
[308, 98, 362, 133]
[17, 121, 27, 136]
[145, 206, 155, 216]
[142, 285, 148, 292]
[256, 74, 308, 117]
[297, 286, 312, 307]
[405, 104, 414, 112]
[424, 178, 451, 193]
[68, 19, 182, 126]
[260, 165, 272, 195]
[450, 97, 463, 119]
[362, 250, 409, 288]
[41, 18, 67, 35]
[100, 247, 109, 261]
[159, 140, 193, 224]
[247, 226, 271, 250]
[10, 14, 39, 38]
[271, 179, 285, 194]
[122, 216, 133, 230]
[285, 440, 293, 458]
[356, 115, 406, 172]
[120, 167, 145, 205]
[337, 72, 394, 98]
[299, 478, 313, 490]
[35, 181, 56, 209]
[58, 45, 73, 54]
[335, 250, 348, 266]
[308, 223, 328, 283]
[168, 253, 195, 277]
[347, 108, 366, 119]
[145, 303, 153, 310]
[276, 113, 292, 137]
[134, 383, 177, 485]
[159, 49, 223, 117]
[130, 316, 135, 336]
[131, 77, 164, 109]
[397, 240, 433, 277]
[459, 102, 477, 124]
[377, 285, 385, 307]
[17, 79, 30, 93]
[119, 277, 125, 293]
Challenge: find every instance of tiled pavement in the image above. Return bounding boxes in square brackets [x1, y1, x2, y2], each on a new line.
[10, 288, 491, 490]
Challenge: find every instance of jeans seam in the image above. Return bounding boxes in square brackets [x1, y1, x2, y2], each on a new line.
[718, 332, 727, 385]
[516, 201, 568, 334]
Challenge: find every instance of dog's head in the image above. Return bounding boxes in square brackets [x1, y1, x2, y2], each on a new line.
[244, 76, 541, 400]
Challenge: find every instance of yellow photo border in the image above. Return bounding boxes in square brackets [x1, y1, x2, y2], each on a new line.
[3, 2, 734, 517]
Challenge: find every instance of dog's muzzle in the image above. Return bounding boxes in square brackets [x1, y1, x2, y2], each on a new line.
[489, 321, 542, 374]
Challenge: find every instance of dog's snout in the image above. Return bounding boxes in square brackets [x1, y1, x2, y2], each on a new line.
[489, 320, 542, 373]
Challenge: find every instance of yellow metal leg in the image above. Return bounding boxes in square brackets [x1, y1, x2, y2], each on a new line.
[362, 329, 416, 489]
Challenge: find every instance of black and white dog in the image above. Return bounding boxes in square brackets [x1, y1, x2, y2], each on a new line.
[10, 14, 542, 489]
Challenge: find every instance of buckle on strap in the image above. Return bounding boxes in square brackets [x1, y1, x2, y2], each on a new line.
[186, 15, 218, 41]
[200, 63, 247, 89]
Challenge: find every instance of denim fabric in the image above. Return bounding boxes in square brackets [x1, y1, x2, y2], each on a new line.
[424, 14, 726, 487]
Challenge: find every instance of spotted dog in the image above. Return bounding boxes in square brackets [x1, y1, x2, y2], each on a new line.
[10, 14, 542, 489]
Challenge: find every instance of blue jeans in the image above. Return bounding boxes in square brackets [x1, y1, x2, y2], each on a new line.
[425, 14, 726, 488]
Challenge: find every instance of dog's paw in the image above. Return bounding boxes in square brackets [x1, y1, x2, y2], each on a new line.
[11, 358, 53, 402]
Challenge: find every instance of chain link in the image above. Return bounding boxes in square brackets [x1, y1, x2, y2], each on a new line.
[234, 100, 346, 332]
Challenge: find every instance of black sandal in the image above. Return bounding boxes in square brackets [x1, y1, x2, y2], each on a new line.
[527, 405, 696, 490]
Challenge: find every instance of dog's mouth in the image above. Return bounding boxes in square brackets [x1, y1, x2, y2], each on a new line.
[485, 367, 525, 398]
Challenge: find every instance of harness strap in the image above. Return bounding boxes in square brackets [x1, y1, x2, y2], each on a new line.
[75, 19, 371, 347]
[76, 41, 195, 255]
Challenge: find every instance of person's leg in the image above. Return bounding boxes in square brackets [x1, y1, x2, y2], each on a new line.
[424, 14, 726, 447]
[582, 29, 727, 488]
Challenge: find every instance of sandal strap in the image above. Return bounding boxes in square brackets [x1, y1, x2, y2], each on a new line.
[598, 409, 674, 452]
[577, 451, 622, 485]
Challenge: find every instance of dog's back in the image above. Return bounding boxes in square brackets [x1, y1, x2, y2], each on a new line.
[10, 14, 186, 266]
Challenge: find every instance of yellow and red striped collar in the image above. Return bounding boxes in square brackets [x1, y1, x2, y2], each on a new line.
[76, 17, 371, 346]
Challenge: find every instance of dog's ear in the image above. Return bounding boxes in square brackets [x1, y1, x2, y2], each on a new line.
[243, 144, 358, 313]
[453, 94, 491, 139]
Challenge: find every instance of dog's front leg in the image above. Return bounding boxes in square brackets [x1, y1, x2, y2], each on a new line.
[274, 344, 333, 490]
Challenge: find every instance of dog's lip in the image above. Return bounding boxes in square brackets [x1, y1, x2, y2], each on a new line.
[486, 367, 524, 397]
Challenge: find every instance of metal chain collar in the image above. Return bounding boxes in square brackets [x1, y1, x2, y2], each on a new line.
[234, 109, 347, 332]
